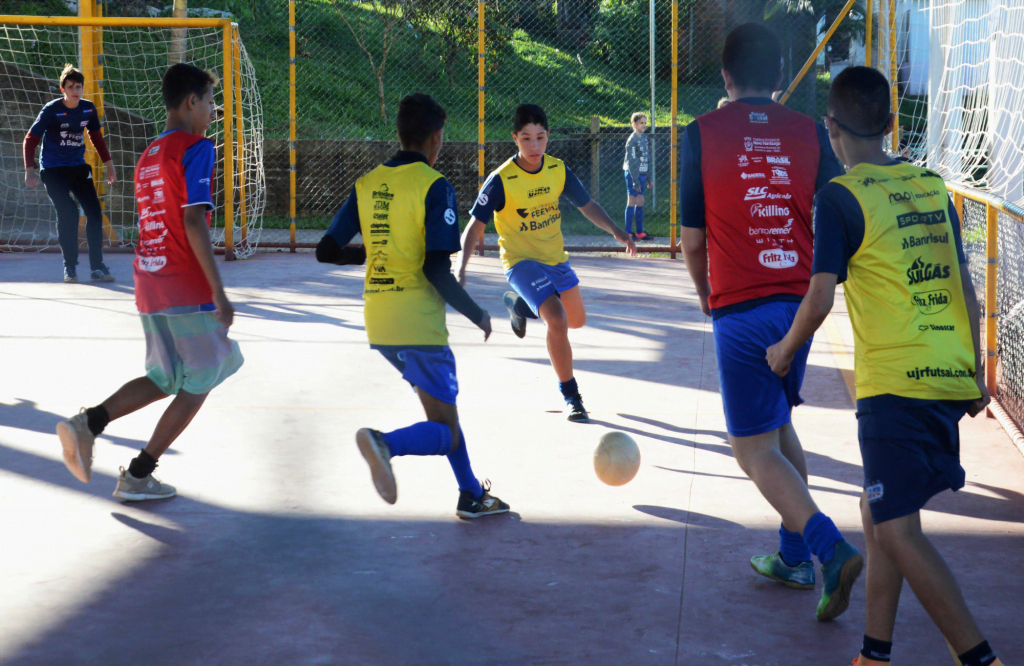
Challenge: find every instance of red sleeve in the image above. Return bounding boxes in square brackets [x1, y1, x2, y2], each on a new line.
[23, 132, 41, 170]
[88, 130, 112, 163]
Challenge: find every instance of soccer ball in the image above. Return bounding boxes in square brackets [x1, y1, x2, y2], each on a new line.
[594, 431, 640, 486]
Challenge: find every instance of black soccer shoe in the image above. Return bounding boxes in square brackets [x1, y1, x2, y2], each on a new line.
[502, 290, 527, 339]
[565, 394, 590, 423]
[456, 480, 510, 519]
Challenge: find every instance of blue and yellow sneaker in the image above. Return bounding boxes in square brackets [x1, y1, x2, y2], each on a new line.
[750, 552, 815, 590]
[503, 291, 527, 339]
[816, 540, 864, 621]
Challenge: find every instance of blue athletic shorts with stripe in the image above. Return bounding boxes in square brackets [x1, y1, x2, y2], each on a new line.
[858, 395, 970, 524]
[505, 260, 580, 316]
[624, 172, 646, 195]
[374, 345, 459, 405]
[712, 300, 811, 437]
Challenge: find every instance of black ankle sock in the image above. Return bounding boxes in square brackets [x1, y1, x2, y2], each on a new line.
[861, 636, 892, 662]
[559, 377, 579, 401]
[128, 449, 158, 479]
[513, 296, 538, 320]
[958, 641, 997, 666]
[86, 405, 109, 436]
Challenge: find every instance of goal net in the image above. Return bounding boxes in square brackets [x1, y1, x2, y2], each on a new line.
[0, 18, 265, 258]
[874, 0, 1024, 206]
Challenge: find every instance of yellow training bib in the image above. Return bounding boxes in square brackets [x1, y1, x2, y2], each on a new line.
[355, 162, 449, 346]
[833, 162, 980, 401]
[491, 155, 569, 270]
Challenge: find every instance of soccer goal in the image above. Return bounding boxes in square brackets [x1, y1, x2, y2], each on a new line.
[0, 15, 264, 259]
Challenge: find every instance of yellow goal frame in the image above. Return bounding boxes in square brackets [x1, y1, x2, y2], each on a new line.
[0, 14, 241, 259]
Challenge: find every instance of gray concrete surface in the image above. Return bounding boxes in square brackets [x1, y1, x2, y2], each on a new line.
[1, 253, 1021, 666]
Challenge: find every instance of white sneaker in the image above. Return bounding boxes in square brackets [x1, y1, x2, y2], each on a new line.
[56, 408, 95, 483]
[112, 467, 176, 501]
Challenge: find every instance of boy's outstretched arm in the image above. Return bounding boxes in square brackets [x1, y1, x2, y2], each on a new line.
[577, 200, 637, 256]
[766, 272, 838, 376]
[457, 216, 486, 286]
[423, 250, 491, 341]
[183, 205, 233, 327]
[960, 265, 991, 416]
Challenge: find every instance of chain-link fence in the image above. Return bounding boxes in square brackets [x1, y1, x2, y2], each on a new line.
[217, 0, 841, 250]
[956, 187, 1024, 439]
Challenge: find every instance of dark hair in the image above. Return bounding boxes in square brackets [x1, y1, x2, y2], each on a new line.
[396, 93, 447, 147]
[827, 66, 892, 137]
[59, 63, 84, 89]
[513, 103, 548, 133]
[162, 63, 217, 110]
[721, 23, 782, 92]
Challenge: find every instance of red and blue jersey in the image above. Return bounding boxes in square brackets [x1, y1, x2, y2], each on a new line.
[680, 98, 844, 315]
[132, 129, 217, 314]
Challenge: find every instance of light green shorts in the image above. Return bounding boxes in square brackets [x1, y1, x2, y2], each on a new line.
[141, 311, 244, 395]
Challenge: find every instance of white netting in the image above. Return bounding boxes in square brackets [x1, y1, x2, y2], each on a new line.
[875, 0, 1024, 206]
[0, 22, 264, 257]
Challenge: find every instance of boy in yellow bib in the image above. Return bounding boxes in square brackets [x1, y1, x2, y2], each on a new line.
[458, 104, 637, 422]
[316, 93, 509, 519]
[767, 67, 1005, 666]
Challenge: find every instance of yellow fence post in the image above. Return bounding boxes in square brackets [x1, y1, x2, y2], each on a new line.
[985, 203, 998, 412]
[953, 191, 963, 232]
[222, 21, 235, 260]
[889, 0, 899, 152]
[289, 0, 297, 252]
[234, 26, 246, 249]
[477, 0, 485, 256]
[865, 0, 872, 67]
[670, 0, 677, 258]
[780, 0, 858, 106]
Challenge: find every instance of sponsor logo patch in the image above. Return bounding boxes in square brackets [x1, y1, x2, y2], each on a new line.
[906, 257, 951, 285]
[744, 186, 768, 200]
[372, 183, 394, 200]
[897, 210, 946, 229]
[866, 483, 884, 503]
[444, 209, 456, 225]
[749, 112, 769, 124]
[759, 248, 798, 269]
[750, 203, 790, 218]
[741, 172, 766, 180]
[911, 289, 952, 315]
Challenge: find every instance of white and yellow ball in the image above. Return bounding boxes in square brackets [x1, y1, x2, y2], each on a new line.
[593, 431, 640, 486]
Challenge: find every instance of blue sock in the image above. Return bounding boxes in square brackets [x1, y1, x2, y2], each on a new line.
[802, 512, 844, 564]
[448, 427, 483, 498]
[635, 206, 644, 234]
[381, 421, 452, 457]
[513, 295, 538, 319]
[624, 205, 634, 234]
[559, 377, 579, 401]
[779, 523, 812, 566]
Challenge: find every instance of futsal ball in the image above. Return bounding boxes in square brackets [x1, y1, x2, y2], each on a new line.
[594, 431, 641, 486]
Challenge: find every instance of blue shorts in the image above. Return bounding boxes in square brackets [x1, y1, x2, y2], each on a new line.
[624, 172, 646, 196]
[858, 396, 970, 524]
[374, 346, 459, 405]
[505, 260, 580, 316]
[713, 300, 811, 437]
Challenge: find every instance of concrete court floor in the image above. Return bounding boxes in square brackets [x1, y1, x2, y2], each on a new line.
[1, 252, 1022, 666]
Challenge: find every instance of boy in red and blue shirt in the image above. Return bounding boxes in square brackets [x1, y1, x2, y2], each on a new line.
[680, 23, 862, 621]
[56, 63, 243, 501]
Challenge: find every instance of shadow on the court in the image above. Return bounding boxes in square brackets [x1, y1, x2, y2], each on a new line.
[589, 418, 735, 459]
[2, 440, 1023, 664]
[0, 398, 170, 455]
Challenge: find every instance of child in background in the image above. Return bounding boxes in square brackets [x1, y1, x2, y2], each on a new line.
[623, 112, 653, 241]
[23, 63, 116, 283]
[55, 63, 243, 500]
